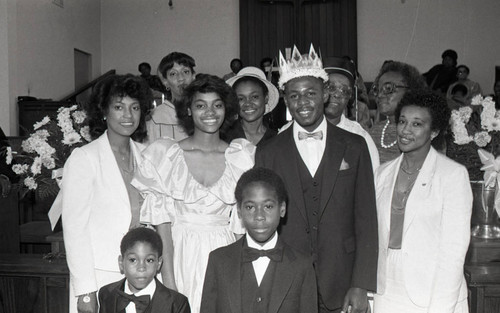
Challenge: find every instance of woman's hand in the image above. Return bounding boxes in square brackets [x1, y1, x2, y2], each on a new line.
[77, 292, 97, 313]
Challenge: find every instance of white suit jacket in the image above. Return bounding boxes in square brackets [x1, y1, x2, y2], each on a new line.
[375, 147, 472, 313]
[60, 132, 145, 295]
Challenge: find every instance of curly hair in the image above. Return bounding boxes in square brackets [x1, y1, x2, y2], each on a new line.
[235, 167, 288, 205]
[86, 74, 153, 142]
[373, 61, 428, 92]
[120, 227, 163, 257]
[158, 52, 196, 78]
[395, 89, 450, 146]
[176, 73, 238, 136]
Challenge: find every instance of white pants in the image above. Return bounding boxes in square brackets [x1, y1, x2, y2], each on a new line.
[373, 249, 468, 313]
[69, 269, 123, 313]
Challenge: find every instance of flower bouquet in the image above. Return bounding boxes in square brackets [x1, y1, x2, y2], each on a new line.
[1, 104, 92, 199]
[447, 95, 500, 238]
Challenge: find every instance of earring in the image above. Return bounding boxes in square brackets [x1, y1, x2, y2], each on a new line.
[103, 116, 107, 121]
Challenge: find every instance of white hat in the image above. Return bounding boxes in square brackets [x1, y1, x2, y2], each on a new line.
[226, 66, 280, 114]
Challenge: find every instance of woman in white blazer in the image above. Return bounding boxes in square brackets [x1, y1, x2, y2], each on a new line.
[374, 90, 472, 313]
[60, 75, 153, 313]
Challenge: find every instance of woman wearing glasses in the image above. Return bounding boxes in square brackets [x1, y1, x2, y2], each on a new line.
[368, 61, 428, 163]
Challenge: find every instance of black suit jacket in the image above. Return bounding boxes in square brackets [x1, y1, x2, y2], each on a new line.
[255, 121, 378, 310]
[98, 278, 190, 313]
[200, 236, 317, 313]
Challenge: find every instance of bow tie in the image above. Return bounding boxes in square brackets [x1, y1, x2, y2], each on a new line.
[298, 131, 323, 140]
[242, 246, 283, 263]
[116, 289, 151, 313]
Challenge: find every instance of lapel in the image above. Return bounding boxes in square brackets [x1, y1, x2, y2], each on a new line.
[226, 239, 244, 313]
[267, 240, 296, 313]
[318, 122, 347, 218]
[147, 278, 169, 313]
[403, 147, 437, 236]
[279, 127, 308, 223]
[98, 132, 131, 209]
[378, 156, 403, 234]
[109, 278, 127, 313]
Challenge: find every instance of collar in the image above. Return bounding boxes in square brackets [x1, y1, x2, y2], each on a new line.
[246, 232, 278, 250]
[292, 116, 327, 141]
[123, 278, 156, 298]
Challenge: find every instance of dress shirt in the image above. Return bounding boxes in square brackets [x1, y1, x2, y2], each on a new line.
[246, 232, 278, 285]
[293, 118, 327, 176]
[123, 278, 156, 313]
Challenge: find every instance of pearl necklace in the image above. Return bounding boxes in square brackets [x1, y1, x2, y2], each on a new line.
[380, 119, 397, 149]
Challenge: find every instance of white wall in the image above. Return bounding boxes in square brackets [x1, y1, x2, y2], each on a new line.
[100, 0, 239, 78]
[357, 0, 500, 94]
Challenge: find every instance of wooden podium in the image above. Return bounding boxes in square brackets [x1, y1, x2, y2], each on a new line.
[466, 236, 500, 313]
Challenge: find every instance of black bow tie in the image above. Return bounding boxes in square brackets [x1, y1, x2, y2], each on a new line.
[116, 289, 151, 313]
[242, 246, 283, 263]
[298, 130, 323, 140]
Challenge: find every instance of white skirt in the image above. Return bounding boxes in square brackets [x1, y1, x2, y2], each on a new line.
[373, 249, 468, 313]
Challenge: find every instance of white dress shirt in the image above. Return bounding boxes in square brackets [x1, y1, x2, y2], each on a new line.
[293, 118, 327, 176]
[123, 278, 156, 313]
[246, 232, 279, 286]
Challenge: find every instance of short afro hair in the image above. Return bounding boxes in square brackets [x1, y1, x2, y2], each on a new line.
[235, 167, 288, 205]
[176, 73, 238, 136]
[373, 61, 428, 93]
[395, 89, 450, 146]
[120, 227, 163, 257]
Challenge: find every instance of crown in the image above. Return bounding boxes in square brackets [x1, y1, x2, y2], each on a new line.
[278, 44, 329, 90]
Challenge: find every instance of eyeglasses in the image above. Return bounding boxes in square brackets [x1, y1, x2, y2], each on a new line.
[326, 84, 353, 98]
[371, 82, 408, 97]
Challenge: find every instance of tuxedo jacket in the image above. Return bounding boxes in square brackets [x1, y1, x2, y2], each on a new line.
[59, 132, 145, 295]
[375, 147, 471, 312]
[255, 121, 378, 310]
[200, 236, 317, 313]
[98, 278, 190, 313]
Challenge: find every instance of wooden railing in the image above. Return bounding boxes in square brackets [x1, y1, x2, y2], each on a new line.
[60, 69, 116, 102]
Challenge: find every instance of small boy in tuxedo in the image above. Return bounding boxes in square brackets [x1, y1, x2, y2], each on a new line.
[200, 167, 317, 313]
[98, 227, 190, 313]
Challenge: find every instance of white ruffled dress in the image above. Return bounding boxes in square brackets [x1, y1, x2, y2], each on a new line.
[132, 138, 255, 313]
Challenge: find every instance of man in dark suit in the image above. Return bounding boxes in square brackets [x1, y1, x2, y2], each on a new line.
[255, 45, 378, 313]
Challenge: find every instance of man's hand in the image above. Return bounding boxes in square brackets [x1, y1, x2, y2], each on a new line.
[341, 287, 368, 313]
[77, 292, 98, 313]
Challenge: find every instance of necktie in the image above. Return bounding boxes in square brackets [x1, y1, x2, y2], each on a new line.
[242, 246, 283, 263]
[298, 131, 323, 140]
[116, 289, 151, 313]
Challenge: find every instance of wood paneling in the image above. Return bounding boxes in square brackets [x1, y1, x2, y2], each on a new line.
[240, 0, 357, 67]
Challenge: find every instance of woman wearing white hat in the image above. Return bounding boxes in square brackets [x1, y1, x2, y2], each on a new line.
[225, 67, 280, 146]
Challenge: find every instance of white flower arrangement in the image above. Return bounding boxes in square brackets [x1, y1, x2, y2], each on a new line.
[3, 104, 92, 198]
[448, 95, 500, 182]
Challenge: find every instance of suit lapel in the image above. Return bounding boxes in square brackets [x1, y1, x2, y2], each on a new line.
[403, 148, 437, 235]
[99, 133, 130, 209]
[279, 128, 308, 223]
[268, 241, 295, 313]
[227, 239, 243, 313]
[318, 123, 346, 218]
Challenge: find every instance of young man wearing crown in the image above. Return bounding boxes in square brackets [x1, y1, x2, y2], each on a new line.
[255, 45, 378, 313]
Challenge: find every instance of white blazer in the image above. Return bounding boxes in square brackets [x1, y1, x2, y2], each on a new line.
[375, 147, 472, 313]
[60, 132, 145, 295]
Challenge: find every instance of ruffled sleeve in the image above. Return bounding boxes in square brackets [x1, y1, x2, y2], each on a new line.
[132, 139, 177, 226]
[226, 138, 256, 234]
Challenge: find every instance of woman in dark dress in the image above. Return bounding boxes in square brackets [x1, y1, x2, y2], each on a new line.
[225, 67, 280, 146]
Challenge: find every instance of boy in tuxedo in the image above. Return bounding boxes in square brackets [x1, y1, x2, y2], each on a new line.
[98, 227, 190, 313]
[200, 167, 317, 313]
